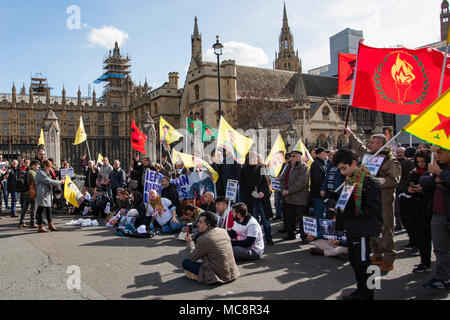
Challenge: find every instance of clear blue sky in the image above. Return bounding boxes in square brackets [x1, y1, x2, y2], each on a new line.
[0, 0, 442, 97]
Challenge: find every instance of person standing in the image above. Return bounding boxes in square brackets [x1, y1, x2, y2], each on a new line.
[0, 154, 8, 211]
[420, 146, 450, 289]
[333, 149, 382, 300]
[278, 150, 310, 242]
[310, 148, 329, 228]
[19, 160, 40, 228]
[35, 160, 65, 233]
[81, 155, 99, 195]
[4, 160, 20, 217]
[395, 147, 416, 231]
[345, 129, 401, 272]
[160, 155, 173, 177]
[109, 160, 126, 207]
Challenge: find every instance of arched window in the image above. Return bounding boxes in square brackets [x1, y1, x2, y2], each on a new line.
[194, 85, 200, 101]
[288, 62, 291, 71]
[284, 63, 288, 70]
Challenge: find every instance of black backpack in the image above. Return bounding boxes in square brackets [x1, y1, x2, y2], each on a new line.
[15, 170, 28, 192]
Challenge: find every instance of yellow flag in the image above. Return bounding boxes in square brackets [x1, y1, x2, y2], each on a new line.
[73, 117, 87, 145]
[97, 153, 104, 165]
[217, 116, 254, 164]
[38, 129, 45, 146]
[64, 175, 83, 208]
[294, 138, 314, 167]
[265, 134, 286, 177]
[160, 117, 183, 150]
[403, 88, 450, 151]
[172, 149, 219, 183]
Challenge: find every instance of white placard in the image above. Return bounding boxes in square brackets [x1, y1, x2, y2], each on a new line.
[303, 216, 317, 237]
[60, 168, 75, 180]
[225, 179, 239, 202]
[362, 155, 385, 176]
[335, 184, 355, 211]
[270, 178, 281, 191]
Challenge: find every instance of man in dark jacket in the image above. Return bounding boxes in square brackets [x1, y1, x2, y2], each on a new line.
[109, 160, 126, 206]
[333, 149, 383, 300]
[395, 147, 415, 231]
[81, 157, 99, 195]
[310, 148, 329, 223]
[161, 176, 181, 216]
[4, 159, 20, 217]
[420, 145, 450, 289]
[278, 150, 310, 242]
[222, 149, 242, 202]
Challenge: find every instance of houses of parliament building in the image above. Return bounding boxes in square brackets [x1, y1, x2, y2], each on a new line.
[1, 2, 447, 167]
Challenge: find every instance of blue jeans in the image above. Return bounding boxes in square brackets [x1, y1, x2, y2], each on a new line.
[274, 191, 283, 218]
[311, 198, 325, 238]
[253, 199, 272, 242]
[182, 258, 201, 275]
[161, 220, 187, 234]
[9, 192, 18, 215]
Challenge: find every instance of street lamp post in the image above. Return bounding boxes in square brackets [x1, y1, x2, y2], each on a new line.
[213, 35, 223, 123]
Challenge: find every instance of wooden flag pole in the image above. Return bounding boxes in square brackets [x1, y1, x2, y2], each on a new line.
[85, 139, 92, 162]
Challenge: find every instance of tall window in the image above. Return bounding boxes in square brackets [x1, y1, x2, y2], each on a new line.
[98, 126, 104, 136]
[112, 126, 119, 136]
[98, 113, 104, 121]
[19, 112, 26, 120]
[85, 125, 90, 135]
[36, 112, 44, 120]
[194, 85, 200, 101]
[322, 106, 330, 121]
[1, 111, 9, 119]
[112, 113, 118, 122]
[2, 124, 9, 136]
[154, 103, 158, 114]
[284, 39, 288, 49]
[19, 125, 27, 135]
[68, 126, 75, 136]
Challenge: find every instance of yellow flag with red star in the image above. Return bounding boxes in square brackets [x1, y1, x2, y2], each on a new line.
[73, 117, 87, 145]
[403, 88, 450, 151]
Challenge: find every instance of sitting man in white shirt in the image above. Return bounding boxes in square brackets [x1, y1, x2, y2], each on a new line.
[146, 189, 186, 234]
[228, 202, 265, 261]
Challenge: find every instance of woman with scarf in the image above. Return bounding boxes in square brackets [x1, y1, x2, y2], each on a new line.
[332, 149, 382, 300]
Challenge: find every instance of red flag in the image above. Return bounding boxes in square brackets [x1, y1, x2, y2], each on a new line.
[338, 53, 357, 95]
[131, 120, 147, 154]
[350, 43, 450, 115]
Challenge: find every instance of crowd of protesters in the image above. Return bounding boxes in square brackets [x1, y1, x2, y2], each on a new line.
[0, 130, 449, 299]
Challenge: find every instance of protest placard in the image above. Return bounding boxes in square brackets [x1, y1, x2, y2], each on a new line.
[303, 216, 317, 237]
[335, 184, 355, 211]
[171, 171, 216, 201]
[225, 179, 239, 202]
[362, 155, 385, 176]
[270, 178, 280, 191]
[319, 219, 347, 241]
[143, 170, 164, 203]
[60, 168, 75, 180]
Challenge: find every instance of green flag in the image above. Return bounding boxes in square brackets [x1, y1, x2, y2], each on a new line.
[202, 124, 218, 142]
[187, 118, 202, 134]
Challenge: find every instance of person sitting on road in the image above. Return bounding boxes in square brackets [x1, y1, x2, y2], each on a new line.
[145, 190, 186, 234]
[228, 203, 265, 262]
[52, 189, 69, 215]
[214, 196, 234, 231]
[183, 211, 240, 284]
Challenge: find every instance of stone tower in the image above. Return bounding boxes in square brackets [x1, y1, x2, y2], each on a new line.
[189, 17, 203, 71]
[441, 0, 450, 42]
[274, 3, 301, 73]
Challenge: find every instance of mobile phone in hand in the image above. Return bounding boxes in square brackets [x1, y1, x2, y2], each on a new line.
[188, 223, 193, 234]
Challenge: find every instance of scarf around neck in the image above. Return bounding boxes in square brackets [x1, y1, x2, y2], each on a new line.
[346, 165, 371, 215]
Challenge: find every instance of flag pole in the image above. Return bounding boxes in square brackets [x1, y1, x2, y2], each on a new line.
[85, 139, 92, 162]
[438, 45, 449, 97]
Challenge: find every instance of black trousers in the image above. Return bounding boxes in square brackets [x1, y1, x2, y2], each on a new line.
[401, 197, 420, 247]
[347, 236, 374, 297]
[36, 206, 52, 225]
[418, 225, 432, 266]
[284, 203, 307, 238]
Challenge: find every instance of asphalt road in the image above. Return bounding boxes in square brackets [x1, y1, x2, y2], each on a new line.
[0, 208, 448, 301]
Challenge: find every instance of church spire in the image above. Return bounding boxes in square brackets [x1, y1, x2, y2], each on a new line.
[274, 3, 301, 73]
[190, 16, 203, 70]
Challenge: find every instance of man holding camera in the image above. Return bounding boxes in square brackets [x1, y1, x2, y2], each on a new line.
[183, 211, 240, 284]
